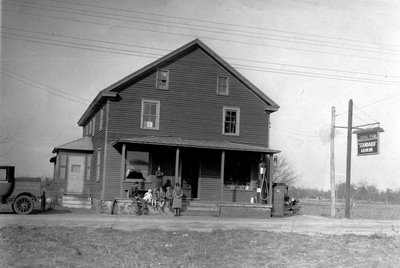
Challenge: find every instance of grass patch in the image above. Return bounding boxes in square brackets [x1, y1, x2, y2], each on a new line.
[1, 225, 400, 267]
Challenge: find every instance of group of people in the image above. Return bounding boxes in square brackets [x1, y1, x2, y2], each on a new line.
[129, 179, 184, 216]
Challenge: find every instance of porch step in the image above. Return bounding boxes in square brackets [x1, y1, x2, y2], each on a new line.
[182, 201, 220, 216]
[62, 195, 92, 209]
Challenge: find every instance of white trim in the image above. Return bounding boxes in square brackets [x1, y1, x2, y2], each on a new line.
[222, 106, 240, 136]
[141, 99, 160, 130]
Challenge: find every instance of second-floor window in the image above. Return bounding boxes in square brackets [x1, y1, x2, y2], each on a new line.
[92, 117, 96, 136]
[223, 107, 240, 136]
[99, 108, 103, 131]
[217, 76, 229, 95]
[156, 69, 169, 90]
[141, 99, 160, 130]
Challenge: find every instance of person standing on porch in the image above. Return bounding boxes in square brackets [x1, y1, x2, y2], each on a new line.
[156, 166, 164, 189]
[172, 183, 184, 216]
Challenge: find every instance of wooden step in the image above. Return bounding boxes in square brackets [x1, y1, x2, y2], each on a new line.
[62, 195, 92, 209]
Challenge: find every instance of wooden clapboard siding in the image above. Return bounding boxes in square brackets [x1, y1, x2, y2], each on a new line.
[107, 47, 270, 146]
[77, 42, 277, 201]
[198, 150, 221, 201]
[199, 177, 221, 201]
[84, 103, 106, 199]
[222, 190, 257, 203]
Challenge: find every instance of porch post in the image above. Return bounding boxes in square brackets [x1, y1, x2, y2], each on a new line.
[220, 150, 225, 203]
[175, 147, 180, 185]
[268, 154, 273, 205]
[120, 143, 126, 198]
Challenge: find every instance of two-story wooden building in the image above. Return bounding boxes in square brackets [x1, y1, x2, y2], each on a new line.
[51, 39, 280, 211]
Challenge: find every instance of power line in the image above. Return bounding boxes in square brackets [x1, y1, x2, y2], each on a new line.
[5, 26, 400, 80]
[4, 0, 397, 55]
[353, 113, 370, 125]
[233, 63, 400, 87]
[353, 103, 379, 123]
[2, 5, 397, 62]
[46, 0, 400, 51]
[3, 31, 400, 87]
[336, 93, 400, 117]
[272, 126, 320, 138]
[1, 68, 91, 105]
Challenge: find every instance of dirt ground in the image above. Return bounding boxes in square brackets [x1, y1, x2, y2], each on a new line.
[1, 208, 400, 267]
[1, 207, 400, 236]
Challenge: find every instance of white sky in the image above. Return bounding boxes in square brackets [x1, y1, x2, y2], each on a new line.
[1, 0, 400, 190]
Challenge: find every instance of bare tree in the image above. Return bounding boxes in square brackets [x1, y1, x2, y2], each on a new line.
[272, 155, 300, 185]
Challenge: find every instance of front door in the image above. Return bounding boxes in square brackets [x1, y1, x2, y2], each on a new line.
[181, 153, 199, 199]
[67, 155, 85, 193]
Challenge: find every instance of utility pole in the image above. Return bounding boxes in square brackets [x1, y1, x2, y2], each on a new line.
[345, 99, 353, 219]
[330, 106, 336, 218]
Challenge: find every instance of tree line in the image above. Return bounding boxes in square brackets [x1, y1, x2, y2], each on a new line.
[273, 156, 400, 204]
[289, 182, 400, 204]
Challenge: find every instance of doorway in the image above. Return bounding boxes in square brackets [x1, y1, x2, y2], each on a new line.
[67, 155, 85, 193]
[181, 151, 199, 199]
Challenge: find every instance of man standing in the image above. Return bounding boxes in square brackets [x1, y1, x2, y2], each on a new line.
[156, 166, 164, 189]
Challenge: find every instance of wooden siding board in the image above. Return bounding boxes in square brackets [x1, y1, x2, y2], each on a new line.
[107, 48, 270, 146]
[199, 177, 221, 201]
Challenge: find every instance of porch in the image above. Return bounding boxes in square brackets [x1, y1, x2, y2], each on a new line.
[110, 198, 272, 218]
[112, 136, 279, 206]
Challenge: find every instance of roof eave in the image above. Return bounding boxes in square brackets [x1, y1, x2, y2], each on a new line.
[77, 92, 118, 126]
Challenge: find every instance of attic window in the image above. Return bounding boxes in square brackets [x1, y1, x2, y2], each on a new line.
[217, 76, 229, 95]
[156, 69, 169, 90]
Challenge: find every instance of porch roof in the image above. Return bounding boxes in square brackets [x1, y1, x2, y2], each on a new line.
[113, 136, 280, 154]
[52, 137, 93, 153]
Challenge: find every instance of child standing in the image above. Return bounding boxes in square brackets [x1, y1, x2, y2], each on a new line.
[165, 186, 173, 211]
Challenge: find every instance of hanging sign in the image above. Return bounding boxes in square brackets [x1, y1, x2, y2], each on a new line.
[353, 127, 384, 156]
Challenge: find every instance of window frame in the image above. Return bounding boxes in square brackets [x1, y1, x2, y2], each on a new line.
[156, 69, 169, 90]
[125, 150, 151, 182]
[96, 148, 101, 182]
[99, 108, 103, 131]
[92, 117, 96, 136]
[141, 99, 160, 130]
[217, 76, 229, 96]
[222, 106, 240, 136]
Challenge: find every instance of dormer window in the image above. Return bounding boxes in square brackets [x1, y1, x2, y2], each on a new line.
[217, 76, 229, 95]
[156, 69, 169, 90]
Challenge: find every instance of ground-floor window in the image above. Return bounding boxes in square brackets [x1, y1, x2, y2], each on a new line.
[224, 153, 259, 190]
[125, 151, 150, 182]
[224, 153, 251, 189]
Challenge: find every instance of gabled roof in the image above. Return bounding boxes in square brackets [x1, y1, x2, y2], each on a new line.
[113, 136, 280, 154]
[52, 137, 93, 153]
[78, 38, 279, 126]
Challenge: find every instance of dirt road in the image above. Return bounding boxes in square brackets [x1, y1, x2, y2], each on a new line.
[1, 209, 400, 236]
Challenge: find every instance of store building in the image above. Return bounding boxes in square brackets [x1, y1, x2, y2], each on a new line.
[50, 39, 280, 211]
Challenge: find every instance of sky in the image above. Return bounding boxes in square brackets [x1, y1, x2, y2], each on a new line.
[1, 0, 400, 191]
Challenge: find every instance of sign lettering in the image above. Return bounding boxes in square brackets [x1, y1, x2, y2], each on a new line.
[357, 138, 378, 155]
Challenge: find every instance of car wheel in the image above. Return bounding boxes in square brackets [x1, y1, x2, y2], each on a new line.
[13, 195, 34, 215]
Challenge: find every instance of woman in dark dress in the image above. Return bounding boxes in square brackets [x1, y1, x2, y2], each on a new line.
[172, 183, 184, 216]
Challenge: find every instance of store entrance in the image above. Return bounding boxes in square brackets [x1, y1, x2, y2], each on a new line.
[181, 152, 199, 199]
